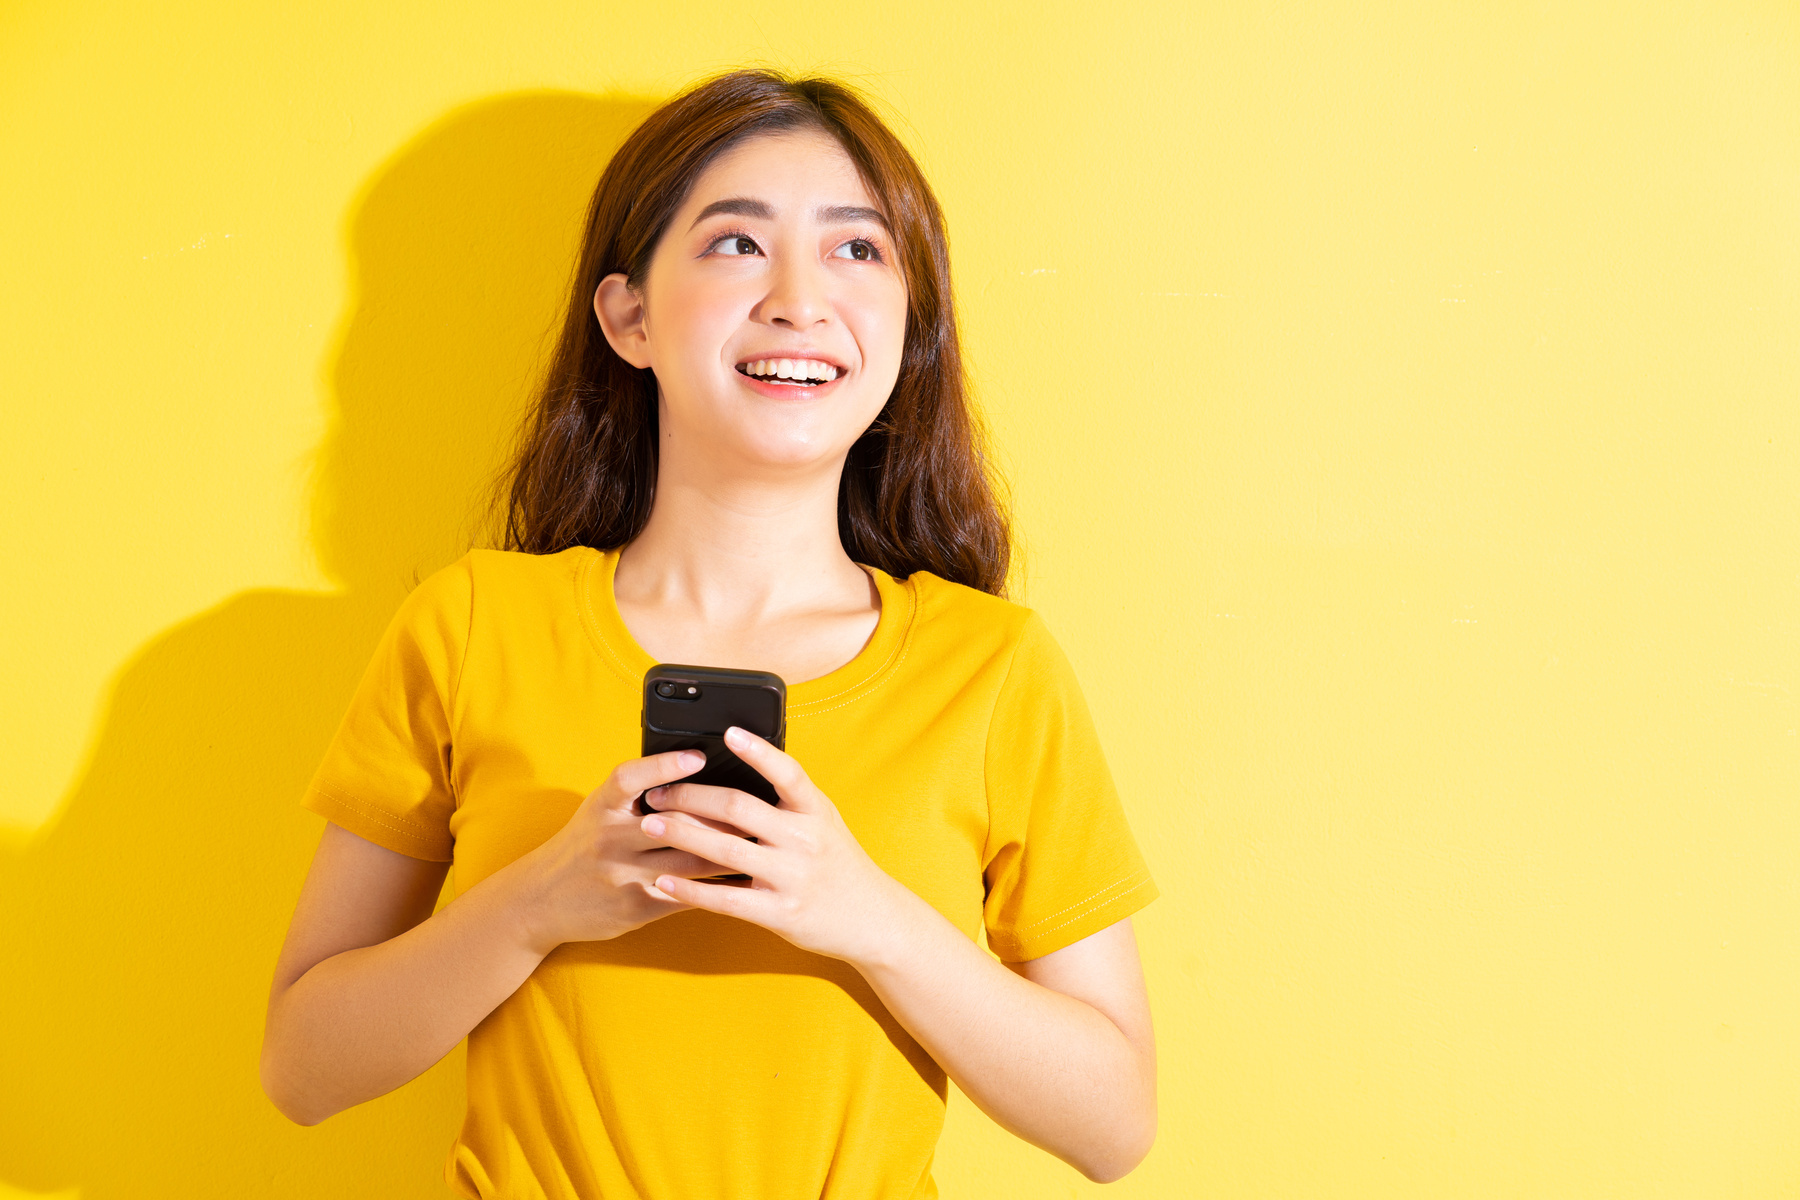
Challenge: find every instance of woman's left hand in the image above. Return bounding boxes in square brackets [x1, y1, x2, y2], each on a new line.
[638, 726, 917, 965]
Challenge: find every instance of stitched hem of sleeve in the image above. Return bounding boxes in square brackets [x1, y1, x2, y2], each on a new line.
[302, 785, 454, 862]
[978, 610, 1036, 869]
[447, 553, 476, 788]
[989, 871, 1158, 963]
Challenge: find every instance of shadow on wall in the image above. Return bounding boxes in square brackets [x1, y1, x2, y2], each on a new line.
[0, 91, 657, 1200]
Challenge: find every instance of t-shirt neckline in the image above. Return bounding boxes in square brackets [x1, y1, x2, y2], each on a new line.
[577, 546, 917, 714]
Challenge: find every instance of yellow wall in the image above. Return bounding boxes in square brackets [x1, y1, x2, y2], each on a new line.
[3, 1, 1796, 1196]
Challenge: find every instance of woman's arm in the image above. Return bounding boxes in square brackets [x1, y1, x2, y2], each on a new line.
[262, 750, 730, 1125]
[643, 729, 1156, 1182]
[261, 823, 539, 1124]
[859, 912, 1155, 1182]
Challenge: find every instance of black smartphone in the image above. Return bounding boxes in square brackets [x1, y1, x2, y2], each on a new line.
[640, 663, 787, 809]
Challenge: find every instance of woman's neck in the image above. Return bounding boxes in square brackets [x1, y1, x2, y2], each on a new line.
[610, 446, 881, 680]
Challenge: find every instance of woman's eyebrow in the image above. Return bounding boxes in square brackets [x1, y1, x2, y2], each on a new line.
[816, 204, 888, 229]
[689, 196, 773, 228]
[687, 197, 890, 231]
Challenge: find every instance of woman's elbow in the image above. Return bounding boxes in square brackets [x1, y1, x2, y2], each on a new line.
[259, 1035, 330, 1127]
[1075, 1104, 1157, 1183]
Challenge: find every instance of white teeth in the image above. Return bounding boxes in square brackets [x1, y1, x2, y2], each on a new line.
[741, 358, 839, 382]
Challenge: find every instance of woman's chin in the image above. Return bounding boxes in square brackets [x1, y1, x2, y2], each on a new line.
[666, 409, 879, 478]
[738, 436, 857, 474]
[662, 430, 856, 479]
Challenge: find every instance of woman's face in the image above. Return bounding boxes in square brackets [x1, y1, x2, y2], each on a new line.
[596, 129, 908, 476]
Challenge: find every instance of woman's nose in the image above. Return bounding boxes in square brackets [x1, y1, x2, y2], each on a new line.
[755, 256, 829, 329]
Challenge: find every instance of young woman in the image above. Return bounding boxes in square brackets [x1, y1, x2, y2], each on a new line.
[261, 71, 1158, 1199]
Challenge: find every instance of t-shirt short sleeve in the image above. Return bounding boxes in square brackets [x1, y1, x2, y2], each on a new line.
[982, 612, 1158, 962]
[300, 557, 473, 861]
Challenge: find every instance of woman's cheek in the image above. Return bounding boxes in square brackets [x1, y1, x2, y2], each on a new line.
[650, 272, 745, 355]
[841, 290, 908, 380]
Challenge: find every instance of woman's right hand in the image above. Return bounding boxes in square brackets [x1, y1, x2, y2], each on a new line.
[507, 749, 740, 954]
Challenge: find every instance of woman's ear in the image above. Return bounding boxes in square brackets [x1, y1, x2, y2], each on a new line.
[594, 273, 652, 369]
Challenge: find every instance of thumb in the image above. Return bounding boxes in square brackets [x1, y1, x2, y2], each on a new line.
[723, 727, 817, 813]
[602, 749, 707, 813]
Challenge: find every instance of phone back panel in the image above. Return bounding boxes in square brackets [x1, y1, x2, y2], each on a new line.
[640, 664, 786, 805]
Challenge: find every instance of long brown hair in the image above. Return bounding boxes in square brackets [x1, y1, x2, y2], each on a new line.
[499, 70, 1011, 595]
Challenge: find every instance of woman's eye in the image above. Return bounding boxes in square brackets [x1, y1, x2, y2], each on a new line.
[712, 235, 760, 256]
[831, 239, 879, 262]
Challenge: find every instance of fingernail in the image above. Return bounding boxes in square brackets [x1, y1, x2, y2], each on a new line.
[643, 816, 665, 835]
[679, 750, 705, 770]
[655, 875, 677, 894]
[723, 726, 748, 749]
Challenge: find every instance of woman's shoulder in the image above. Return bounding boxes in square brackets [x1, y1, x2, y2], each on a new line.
[463, 544, 597, 586]
[898, 568, 1051, 656]
[895, 570, 1094, 718]
[403, 545, 598, 619]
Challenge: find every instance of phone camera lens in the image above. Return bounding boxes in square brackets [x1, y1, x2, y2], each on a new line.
[655, 681, 676, 698]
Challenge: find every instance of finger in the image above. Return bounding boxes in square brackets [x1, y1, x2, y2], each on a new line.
[645, 782, 786, 840]
[617, 804, 748, 851]
[642, 812, 769, 878]
[653, 873, 776, 922]
[643, 803, 755, 838]
[603, 750, 706, 812]
[722, 727, 820, 813]
[635, 879, 688, 909]
[637, 785, 754, 822]
[639, 847, 741, 879]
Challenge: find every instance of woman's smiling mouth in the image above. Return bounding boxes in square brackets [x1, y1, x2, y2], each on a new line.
[736, 357, 843, 387]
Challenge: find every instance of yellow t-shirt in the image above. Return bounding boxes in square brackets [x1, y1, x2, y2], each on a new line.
[302, 546, 1157, 1200]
